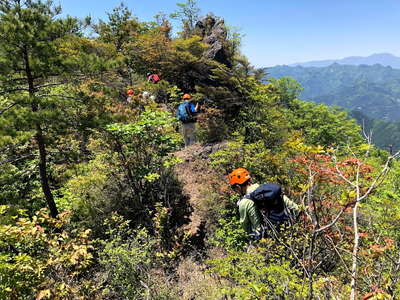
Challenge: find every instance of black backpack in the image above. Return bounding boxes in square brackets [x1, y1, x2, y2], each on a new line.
[245, 183, 284, 212]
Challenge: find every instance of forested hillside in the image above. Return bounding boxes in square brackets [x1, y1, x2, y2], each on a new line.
[350, 110, 400, 153]
[1, 1, 400, 299]
[267, 64, 400, 121]
[267, 63, 400, 151]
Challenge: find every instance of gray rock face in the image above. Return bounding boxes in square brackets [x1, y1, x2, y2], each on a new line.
[195, 15, 230, 67]
[170, 16, 231, 91]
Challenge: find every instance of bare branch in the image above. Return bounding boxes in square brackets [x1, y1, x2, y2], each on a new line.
[314, 199, 359, 233]
[362, 120, 373, 157]
[350, 200, 360, 299]
[325, 235, 352, 275]
[317, 151, 400, 233]
[315, 207, 347, 233]
[358, 150, 400, 202]
[361, 118, 373, 146]
[332, 155, 356, 187]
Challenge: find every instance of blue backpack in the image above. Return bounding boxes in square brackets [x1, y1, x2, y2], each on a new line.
[177, 102, 194, 123]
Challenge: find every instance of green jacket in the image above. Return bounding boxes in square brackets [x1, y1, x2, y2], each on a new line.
[237, 184, 262, 234]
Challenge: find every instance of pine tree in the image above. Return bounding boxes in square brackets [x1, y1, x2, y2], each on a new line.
[0, 0, 82, 217]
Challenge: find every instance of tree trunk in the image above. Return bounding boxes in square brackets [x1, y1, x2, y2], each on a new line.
[35, 123, 58, 218]
[350, 201, 360, 300]
[24, 47, 58, 218]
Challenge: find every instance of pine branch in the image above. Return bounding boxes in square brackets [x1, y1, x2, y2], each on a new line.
[0, 154, 35, 166]
[35, 82, 65, 89]
[0, 102, 18, 115]
[0, 87, 29, 96]
[36, 94, 82, 101]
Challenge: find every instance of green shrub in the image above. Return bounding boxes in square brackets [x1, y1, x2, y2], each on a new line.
[207, 249, 307, 299]
[210, 209, 247, 251]
[57, 107, 182, 230]
[97, 214, 156, 299]
[0, 205, 93, 300]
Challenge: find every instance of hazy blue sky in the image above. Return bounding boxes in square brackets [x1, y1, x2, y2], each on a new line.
[58, 0, 400, 67]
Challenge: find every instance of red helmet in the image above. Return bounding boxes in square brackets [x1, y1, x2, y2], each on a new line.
[228, 168, 251, 185]
[183, 93, 191, 100]
[127, 89, 134, 96]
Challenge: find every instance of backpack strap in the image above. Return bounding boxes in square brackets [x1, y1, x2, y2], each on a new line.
[184, 102, 194, 119]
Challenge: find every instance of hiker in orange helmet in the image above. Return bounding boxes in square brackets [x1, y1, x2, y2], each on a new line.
[228, 168, 251, 186]
[176, 93, 199, 147]
[228, 168, 262, 237]
[228, 168, 298, 240]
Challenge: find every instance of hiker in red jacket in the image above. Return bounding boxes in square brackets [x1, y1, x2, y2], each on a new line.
[147, 72, 160, 84]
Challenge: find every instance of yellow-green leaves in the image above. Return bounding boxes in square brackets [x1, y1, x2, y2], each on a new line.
[0, 206, 93, 299]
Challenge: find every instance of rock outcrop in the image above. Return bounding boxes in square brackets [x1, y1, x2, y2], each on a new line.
[172, 16, 232, 92]
[195, 15, 231, 67]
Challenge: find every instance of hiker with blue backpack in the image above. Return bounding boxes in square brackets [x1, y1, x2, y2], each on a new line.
[228, 168, 299, 240]
[177, 93, 199, 147]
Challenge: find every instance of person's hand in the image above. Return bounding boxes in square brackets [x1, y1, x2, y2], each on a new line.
[249, 231, 262, 241]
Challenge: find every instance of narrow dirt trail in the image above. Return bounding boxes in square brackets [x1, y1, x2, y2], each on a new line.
[173, 142, 228, 238]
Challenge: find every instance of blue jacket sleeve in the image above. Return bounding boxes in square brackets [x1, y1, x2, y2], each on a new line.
[189, 103, 197, 114]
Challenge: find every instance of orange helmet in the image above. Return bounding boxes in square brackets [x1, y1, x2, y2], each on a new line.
[183, 93, 191, 100]
[228, 168, 251, 185]
[127, 89, 134, 96]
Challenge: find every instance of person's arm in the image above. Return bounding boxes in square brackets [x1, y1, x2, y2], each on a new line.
[189, 102, 198, 114]
[239, 199, 263, 241]
[247, 201, 262, 233]
[283, 195, 299, 211]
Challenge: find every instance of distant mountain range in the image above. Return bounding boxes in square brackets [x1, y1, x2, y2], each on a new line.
[266, 63, 400, 121]
[287, 53, 400, 69]
[266, 62, 400, 150]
